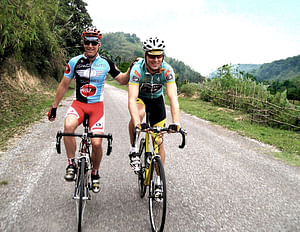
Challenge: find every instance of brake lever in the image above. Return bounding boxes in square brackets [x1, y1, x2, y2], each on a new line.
[56, 131, 62, 154]
[178, 128, 187, 149]
[106, 133, 113, 156]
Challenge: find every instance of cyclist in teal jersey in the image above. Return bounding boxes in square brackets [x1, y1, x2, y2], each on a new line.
[128, 37, 181, 173]
[48, 26, 130, 193]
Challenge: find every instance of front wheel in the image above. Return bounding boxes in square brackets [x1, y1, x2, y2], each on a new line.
[149, 157, 167, 232]
[77, 159, 86, 232]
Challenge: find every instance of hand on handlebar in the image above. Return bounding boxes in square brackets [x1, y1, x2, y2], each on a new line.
[136, 123, 150, 131]
[168, 123, 181, 133]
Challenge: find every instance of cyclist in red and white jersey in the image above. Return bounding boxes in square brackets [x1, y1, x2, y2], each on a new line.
[48, 26, 130, 193]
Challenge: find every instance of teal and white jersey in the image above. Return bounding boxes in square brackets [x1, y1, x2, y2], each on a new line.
[129, 58, 176, 99]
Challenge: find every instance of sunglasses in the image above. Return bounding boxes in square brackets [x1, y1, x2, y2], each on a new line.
[147, 54, 163, 59]
[84, 40, 99, 46]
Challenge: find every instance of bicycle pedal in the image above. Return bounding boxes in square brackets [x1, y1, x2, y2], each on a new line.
[92, 186, 101, 193]
[134, 170, 140, 175]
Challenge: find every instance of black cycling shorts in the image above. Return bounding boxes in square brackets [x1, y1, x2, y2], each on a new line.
[137, 95, 166, 127]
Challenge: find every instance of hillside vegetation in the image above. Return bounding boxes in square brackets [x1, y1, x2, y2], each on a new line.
[254, 55, 300, 81]
[181, 64, 300, 130]
[100, 32, 205, 84]
[235, 56, 300, 102]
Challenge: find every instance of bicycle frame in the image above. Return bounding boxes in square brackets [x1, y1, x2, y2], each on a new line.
[135, 124, 186, 186]
[143, 129, 162, 186]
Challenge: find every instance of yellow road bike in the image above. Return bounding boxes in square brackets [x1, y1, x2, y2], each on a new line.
[133, 118, 186, 232]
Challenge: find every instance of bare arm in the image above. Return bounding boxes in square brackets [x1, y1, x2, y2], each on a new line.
[115, 68, 130, 85]
[52, 76, 72, 108]
[128, 83, 140, 127]
[166, 82, 180, 124]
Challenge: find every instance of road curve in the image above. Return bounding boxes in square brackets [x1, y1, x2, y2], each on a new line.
[0, 84, 299, 232]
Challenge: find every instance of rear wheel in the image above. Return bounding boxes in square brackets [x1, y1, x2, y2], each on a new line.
[137, 138, 147, 198]
[149, 157, 166, 232]
[77, 159, 86, 232]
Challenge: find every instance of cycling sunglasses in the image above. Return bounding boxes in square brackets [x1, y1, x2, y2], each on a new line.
[84, 40, 99, 46]
[147, 54, 163, 59]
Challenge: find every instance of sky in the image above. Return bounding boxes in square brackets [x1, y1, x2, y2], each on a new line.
[84, 0, 300, 76]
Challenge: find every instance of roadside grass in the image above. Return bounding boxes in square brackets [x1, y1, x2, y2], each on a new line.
[1, 77, 299, 166]
[106, 78, 128, 91]
[174, 97, 300, 166]
[0, 78, 73, 152]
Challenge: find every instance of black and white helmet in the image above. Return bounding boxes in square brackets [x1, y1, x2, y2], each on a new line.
[143, 37, 165, 55]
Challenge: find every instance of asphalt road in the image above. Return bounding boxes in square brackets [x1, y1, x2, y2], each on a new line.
[0, 84, 300, 232]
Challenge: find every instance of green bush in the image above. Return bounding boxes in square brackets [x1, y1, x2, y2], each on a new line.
[180, 83, 201, 97]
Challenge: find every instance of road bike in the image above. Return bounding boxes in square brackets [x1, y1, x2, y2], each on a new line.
[133, 117, 186, 232]
[56, 114, 113, 232]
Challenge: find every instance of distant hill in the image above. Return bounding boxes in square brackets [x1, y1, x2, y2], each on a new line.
[208, 64, 261, 79]
[101, 32, 144, 61]
[238, 64, 261, 74]
[100, 32, 204, 84]
[254, 55, 300, 81]
[208, 55, 300, 82]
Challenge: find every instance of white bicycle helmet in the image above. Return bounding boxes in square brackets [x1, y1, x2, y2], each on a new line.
[143, 37, 165, 55]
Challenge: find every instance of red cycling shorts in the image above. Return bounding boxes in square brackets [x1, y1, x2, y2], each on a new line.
[65, 100, 105, 133]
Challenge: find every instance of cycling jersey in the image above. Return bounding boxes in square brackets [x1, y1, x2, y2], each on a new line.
[64, 54, 120, 103]
[129, 58, 176, 99]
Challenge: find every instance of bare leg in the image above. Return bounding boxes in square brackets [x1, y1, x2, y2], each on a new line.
[64, 115, 78, 159]
[129, 103, 146, 144]
[91, 137, 103, 170]
[158, 136, 165, 164]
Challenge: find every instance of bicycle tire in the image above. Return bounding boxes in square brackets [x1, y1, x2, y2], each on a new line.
[77, 159, 86, 232]
[149, 157, 167, 232]
[137, 138, 146, 198]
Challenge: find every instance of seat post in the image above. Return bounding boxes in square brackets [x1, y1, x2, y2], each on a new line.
[83, 114, 89, 132]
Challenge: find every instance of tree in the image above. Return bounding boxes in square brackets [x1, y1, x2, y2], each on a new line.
[57, 0, 93, 59]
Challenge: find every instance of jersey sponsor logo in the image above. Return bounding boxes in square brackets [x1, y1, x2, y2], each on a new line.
[80, 84, 97, 97]
[132, 75, 140, 82]
[132, 70, 141, 82]
[76, 69, 100, 79]
[165, 70, 173, 80]
[77, 64, 90, 69]
[134, 70, 141, 78]
[166, 73, 173, 81]
[65, 64, 71, 74]
[140, 83, 163, 93]
[95, 122, 103, 128]
[93, 63, 106, 68]
[92, 122, 103, 131]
